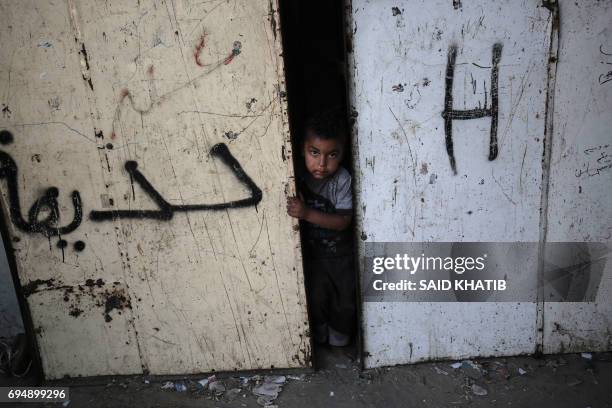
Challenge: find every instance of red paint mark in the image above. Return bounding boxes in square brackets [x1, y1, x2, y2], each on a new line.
[147, 65, 154, 76]
[194, 34, 207, 67]
[224, 41, 242, 65]
[119, 88, 130, 101]
[223, 52, 236, 65]
[111, 131, 117, 140]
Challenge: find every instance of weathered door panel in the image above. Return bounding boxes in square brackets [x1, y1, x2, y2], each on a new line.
[0, 0, 309, 379]
[347, 0, 552, 367]
[544, 0, 612, 354]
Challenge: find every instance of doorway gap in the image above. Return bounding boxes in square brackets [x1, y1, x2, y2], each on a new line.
[278, 0, 360, 370]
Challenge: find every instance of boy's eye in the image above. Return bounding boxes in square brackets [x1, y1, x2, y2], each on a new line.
[329, 152, 338, 158]
[310, 150, 319, 156]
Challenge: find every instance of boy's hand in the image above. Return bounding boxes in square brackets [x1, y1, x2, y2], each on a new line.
[286, 193, 307, 219]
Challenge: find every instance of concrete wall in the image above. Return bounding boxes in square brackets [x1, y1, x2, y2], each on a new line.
[347, 0, 611, 367]
[0, 0, 309, 379]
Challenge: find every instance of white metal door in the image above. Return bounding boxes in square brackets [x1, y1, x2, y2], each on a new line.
[0, 0, 309, 379]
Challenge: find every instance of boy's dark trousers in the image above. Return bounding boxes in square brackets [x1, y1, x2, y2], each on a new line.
[305, 254, 356, 336]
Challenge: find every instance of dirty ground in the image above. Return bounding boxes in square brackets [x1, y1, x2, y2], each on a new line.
[2, 348, 611, 407]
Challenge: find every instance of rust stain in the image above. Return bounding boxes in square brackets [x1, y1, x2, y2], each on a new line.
[103, 288, 132, 322]
[22, 279, 56, 296]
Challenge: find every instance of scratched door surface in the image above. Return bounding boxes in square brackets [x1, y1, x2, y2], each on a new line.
[0, 0, 309, 379]
[543, 0, 612, 354]
[347, 0, 552, 367]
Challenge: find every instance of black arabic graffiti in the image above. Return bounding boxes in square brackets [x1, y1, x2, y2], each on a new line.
[0, 130, 262, 248]
[89, 143, 262, 221]
[599, 44, 612, 85]
[575, 144, 612, 178]
[0, 131, 82, 237]
[442, 43, 503, 175]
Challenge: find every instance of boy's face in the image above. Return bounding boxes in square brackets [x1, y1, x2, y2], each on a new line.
[303, 131, 344, 180]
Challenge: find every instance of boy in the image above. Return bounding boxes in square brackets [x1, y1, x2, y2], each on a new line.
[286, 114, 355, 347]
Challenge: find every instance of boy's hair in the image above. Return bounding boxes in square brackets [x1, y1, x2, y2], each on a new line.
[304, 110, 347, 143]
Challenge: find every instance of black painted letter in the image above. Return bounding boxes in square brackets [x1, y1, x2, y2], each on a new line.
[442, 43, 502, 174]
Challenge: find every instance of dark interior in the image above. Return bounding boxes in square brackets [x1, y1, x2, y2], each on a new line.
[278, 0, 358, 369]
